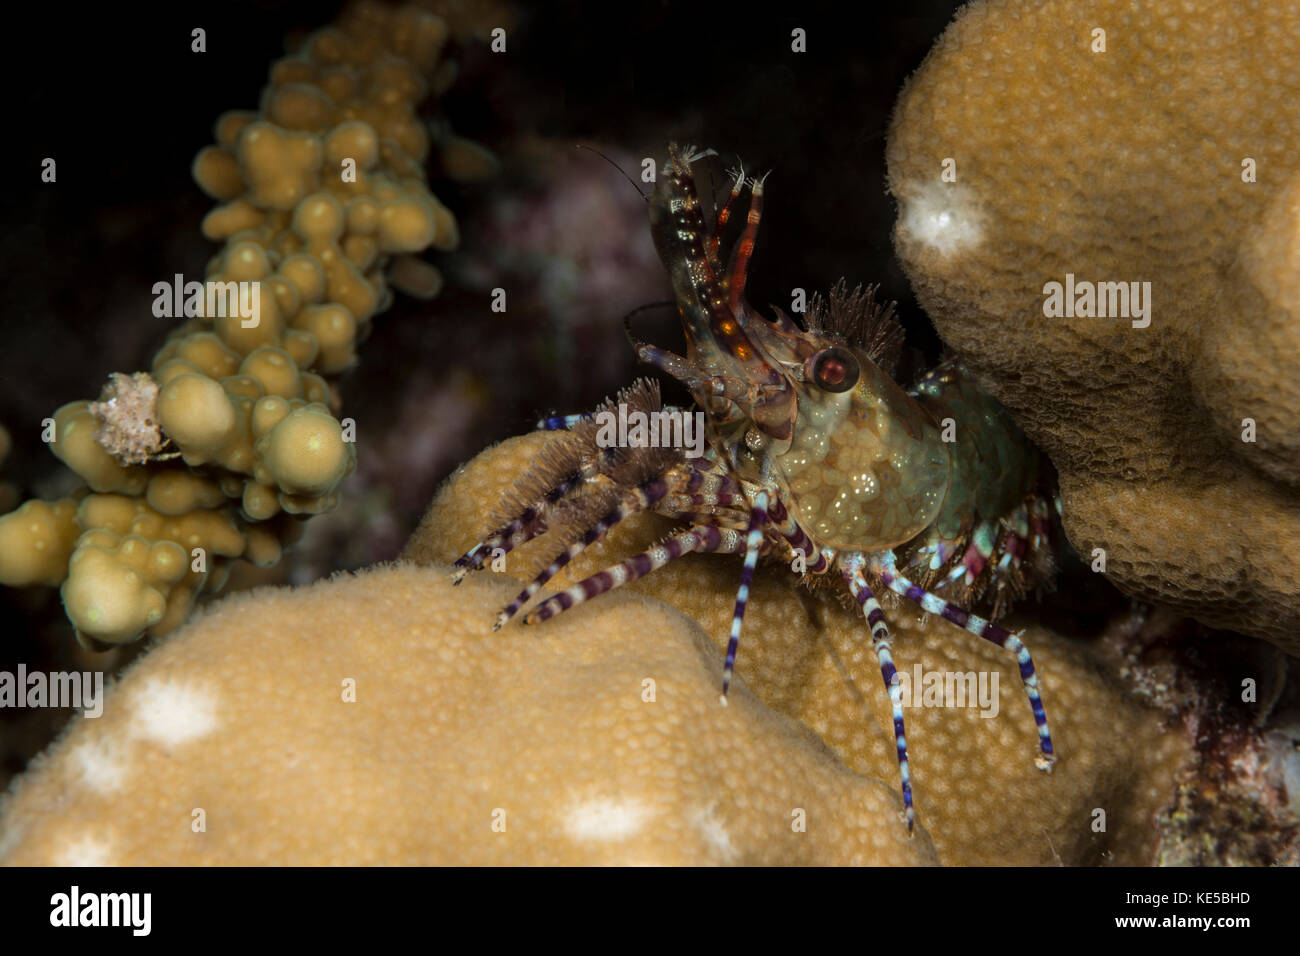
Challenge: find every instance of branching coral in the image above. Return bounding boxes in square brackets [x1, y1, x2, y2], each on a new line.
[886, 0, 1300, 651]
[0, 1, 489, 648]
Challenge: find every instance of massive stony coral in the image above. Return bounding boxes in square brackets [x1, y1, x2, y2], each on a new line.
[886, 0, 1300, 651]
[0, 563, 937, 866]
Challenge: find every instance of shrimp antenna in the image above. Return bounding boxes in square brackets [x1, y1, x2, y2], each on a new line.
[621, 300, 676, 348]
[575, 144, 648, 202]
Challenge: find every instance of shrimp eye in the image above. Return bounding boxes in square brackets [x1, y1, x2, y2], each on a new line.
[810, 347, 860, 393]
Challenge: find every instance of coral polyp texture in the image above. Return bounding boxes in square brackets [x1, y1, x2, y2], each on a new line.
[0, 563, 935, 866]
[887, 0, 1300, 652]
[0, 2, 485, 648]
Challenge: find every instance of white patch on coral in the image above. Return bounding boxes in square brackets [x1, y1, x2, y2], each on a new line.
[565, 797, 649, 842]
[0, 820, 24, 861]
[129, 677, 219, 747]
[68, 737, 130, 794]
[692, 805, 738, 863]
[55, 834, 113, 867]
[896, 182, 984, 257]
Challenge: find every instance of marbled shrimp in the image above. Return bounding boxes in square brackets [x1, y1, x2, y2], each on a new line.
[454, 144, 1059, 832]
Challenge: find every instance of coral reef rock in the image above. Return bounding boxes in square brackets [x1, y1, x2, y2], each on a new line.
[887, 0, 1300, 652]
[0, 563, 933, 866]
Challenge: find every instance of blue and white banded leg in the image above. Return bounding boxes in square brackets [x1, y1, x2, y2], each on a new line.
[535, 413, 589, 431]
[872, 550, 1057, 772]
[719, 488, 770, 706]
[493, 474, 676, 630]
[535, 405, 695, 432]
[523, 524, 745, 624]
[766, 498, 834, 575]
[451, 467, 582, 582]
[840, 552, 915, 833]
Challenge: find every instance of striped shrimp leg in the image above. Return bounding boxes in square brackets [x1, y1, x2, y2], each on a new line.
[524, 525, 745, 624]
[706, 163, 745, 263]
[535, 413, 588, 431]
[986, 503, 1033, 584]
[943, 520, 999, 588]
[658, 472, 749, 523]
[725, 169, 770, 313]
[1029, 496, 1055, 567]
[1030, 504, 1048, 553]
[659, 489, 747, 513]
[840, 551, 915, 833]
[719, 489, 771, 703]
[873, 551, 1057, 771]
[492, 474, 680, 630]
[654, 447, 747, 519]
[451, 468, 582, 583]
[537, 403, 692, 433]
[657, 491, 751, 531]
[766, 498, 832, 575]
[624, 340, 765, 418]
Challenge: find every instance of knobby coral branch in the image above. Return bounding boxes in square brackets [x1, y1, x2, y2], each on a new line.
[0, 1, 494, 648]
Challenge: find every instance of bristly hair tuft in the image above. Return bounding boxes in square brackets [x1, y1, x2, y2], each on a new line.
[502, 378, 689, 577]
[805, 279, 904, 374]
[487, 431, 585, 531]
